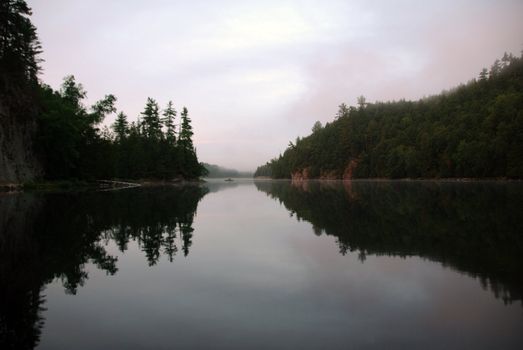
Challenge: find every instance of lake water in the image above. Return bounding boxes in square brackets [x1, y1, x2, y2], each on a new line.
[1, 180, 522, 349]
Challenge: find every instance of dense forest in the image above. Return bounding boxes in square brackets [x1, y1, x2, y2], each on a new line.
[255, 53, 523, 179]
[0, 0, 206, 183]
[38, 79, 205, 180]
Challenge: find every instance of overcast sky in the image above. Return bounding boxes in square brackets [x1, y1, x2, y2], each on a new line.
[29, 0, 522, 171]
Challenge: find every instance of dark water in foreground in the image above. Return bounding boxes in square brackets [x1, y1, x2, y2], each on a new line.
[1, 180, 522, 349]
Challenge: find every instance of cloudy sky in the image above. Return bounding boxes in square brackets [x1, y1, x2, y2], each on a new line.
[29, 0, 522, 171]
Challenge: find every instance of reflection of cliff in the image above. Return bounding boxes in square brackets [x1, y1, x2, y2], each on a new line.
[0, 194, 44, 350]
[0, 185, 208, 349]
[256, 180, 523, 305]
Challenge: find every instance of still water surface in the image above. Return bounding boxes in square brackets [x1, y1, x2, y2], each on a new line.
[1, 180, 522, 349]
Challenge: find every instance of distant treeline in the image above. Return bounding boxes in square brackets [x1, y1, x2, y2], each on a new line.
[255, 53, 523, 179]
[203, 163, 252, 178]
[1, 1, 206, 182]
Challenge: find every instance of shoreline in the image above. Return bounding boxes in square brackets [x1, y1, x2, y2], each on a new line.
[0, 178, 205, 193]
[254, 177, 523, 182]
[3, 177, 521, 193]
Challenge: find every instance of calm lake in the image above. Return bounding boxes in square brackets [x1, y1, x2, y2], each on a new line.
[1, 180, 522, 349]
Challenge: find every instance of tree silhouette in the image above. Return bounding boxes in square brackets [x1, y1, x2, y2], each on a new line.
[0, 0, 41, 88]
[162, 101, 177, 144]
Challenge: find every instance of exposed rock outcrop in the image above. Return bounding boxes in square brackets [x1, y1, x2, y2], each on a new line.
[291, 167, 311, 181]
[0, 98, 41, 183]
[342, 159, 359, 180]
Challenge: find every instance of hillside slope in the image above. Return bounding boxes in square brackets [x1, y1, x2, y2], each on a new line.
[255, 54, 523, 179]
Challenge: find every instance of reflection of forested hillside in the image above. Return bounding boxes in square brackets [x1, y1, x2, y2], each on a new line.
[255, 180, 523, 305]
[0, 186, 207, 350]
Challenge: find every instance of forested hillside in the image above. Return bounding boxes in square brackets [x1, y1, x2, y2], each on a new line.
[1, 0, 206, 183]
[255, 53, 523, 179]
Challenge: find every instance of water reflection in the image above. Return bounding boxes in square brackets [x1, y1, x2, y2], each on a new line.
[0, 185, 207, 350]
[2, 181, 522, 349]
[255, 180, 523, 305]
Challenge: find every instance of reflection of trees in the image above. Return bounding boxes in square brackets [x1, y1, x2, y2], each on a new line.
[256, 180, 523, 305]
[0, 185, 207, 349]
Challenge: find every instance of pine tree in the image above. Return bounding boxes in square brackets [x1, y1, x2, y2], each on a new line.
[312, 121, 323, 133]
[479, 68, 488, 81]
[336, 103, 349, 119]
[178, 107, 194, 151]
[357, 95, 367, 109]
[0, 0, 42, 87]
[162, 101, 177, 144]
[140, 97, 162, 139]
[112, 112, 129, 141]
[490, 59, 501, 77]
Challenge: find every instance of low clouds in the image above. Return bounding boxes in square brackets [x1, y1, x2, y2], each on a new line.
[30, 0, 523, 171]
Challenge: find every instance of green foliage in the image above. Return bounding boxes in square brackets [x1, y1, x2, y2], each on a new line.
[311, 121, 322, 133]
[37, 77, 206, 180]
[256, 53, 523, 179]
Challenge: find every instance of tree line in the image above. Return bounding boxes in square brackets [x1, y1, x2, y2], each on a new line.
[38, 76, 205, 180]
[255, 52, 523, 179]
[1, 0, 206, 182]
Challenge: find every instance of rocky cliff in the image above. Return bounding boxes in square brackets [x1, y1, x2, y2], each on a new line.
[0, 97, 41, 184]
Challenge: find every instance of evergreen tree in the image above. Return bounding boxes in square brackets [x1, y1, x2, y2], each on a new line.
[140, 97, 162, 140]
[178, 107, 194, 151]
[357, 95, 367, 109]
[312, 121, 322, 133]
[0, 0, 41, 88]
[479, 68, 488, 81]
[1, 1, 206, 181]
[490, 59, 502, 77]
[162, 101, 177, 144]
[112, 112, 129, 141]
[335, 103, 349, 119]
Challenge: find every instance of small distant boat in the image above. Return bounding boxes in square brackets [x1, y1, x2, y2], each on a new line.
[225, 178, 234, 182]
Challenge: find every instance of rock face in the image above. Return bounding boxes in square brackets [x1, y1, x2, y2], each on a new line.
[342, 159, 359, 180]
[0, 99, 41, 183]
[291, 167, 311, 181]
